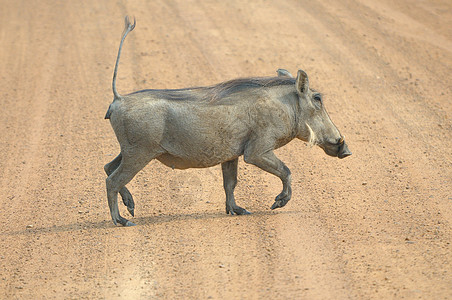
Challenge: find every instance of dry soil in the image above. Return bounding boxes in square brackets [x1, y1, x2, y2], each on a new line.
[0, 0, 451, 299]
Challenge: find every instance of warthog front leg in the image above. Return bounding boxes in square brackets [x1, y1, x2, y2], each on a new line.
[104, 153, 135, 216]
[244, 149, 292, 210]
[221, 158, 251, 215]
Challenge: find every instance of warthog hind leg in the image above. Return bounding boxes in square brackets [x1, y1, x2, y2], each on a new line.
[222, 158, 251, 215]
[106, 149, 159, 226]
[104, 153, 135, 216]
[244, 149, 292, 210]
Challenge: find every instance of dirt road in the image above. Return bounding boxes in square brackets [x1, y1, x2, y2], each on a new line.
[0, 0, 450, 299]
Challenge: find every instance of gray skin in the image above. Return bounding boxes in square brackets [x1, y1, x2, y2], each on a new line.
[104, 17, 351, 226]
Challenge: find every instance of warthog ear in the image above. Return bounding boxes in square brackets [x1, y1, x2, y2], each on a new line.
[296, 69, 309, 95]
[277, 69, 294, 78]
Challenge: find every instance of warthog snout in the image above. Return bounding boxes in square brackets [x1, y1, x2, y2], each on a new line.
[320, 138, 352, 159]
[338, 141, 352, 159]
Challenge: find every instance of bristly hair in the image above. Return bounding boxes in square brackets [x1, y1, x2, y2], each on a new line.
[129, 76, 297, 102]
[208, 76, 296, 101]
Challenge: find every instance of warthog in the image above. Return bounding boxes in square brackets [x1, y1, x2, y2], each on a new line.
[104, 17, 351, 226]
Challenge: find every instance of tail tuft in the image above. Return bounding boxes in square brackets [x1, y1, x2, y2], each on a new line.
[122, 16, 136, 36]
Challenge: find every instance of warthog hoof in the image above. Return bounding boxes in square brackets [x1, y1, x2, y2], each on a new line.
[270, 200, 288, 210]
[124, 220, 136, 226]
[271, 194, 291, 210]
[120, 189, 135, 217]
[127, 206, 135, 217]
[113, 216, 136, 227]
[226, 205, 251, 215]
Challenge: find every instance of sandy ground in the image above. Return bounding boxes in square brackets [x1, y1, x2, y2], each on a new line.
[0, 0, 451, 299]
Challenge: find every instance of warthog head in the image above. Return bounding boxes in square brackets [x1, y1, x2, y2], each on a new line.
[294, 70, 351, 159]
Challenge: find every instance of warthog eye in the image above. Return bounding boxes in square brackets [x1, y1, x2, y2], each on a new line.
[312, 94, 322, 109]
[313, 94, 322, 102]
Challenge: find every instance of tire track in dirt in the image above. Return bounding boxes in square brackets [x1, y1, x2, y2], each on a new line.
[0, 1, 150, 298]
[275, 0, 451, 297]
[114, 1, 357, 297]
[0, 0, 451, 299]
[0, 1, 66, 295]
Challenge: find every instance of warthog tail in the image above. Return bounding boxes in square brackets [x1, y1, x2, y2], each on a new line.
[112, 16, 136, 100]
